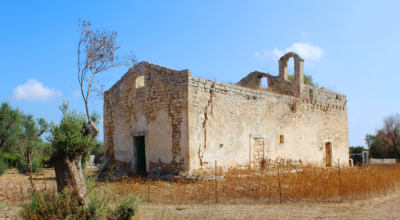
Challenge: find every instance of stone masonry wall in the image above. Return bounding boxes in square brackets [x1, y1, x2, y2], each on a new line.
[188, 77, 348, 171]
[104, 59, 349, 175]
[103, 62, 190, 174]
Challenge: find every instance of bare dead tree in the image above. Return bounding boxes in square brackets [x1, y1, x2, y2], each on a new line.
[381, 113, 400, 159]
[77, 19, 137, 136]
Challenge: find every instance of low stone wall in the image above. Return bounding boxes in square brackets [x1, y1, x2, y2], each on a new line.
[370, 158, 397, 165]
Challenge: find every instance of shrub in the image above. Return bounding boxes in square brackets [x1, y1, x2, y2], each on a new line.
[86, 176, 114, 219]
[40, 156, 52, 168]
[112, 193, 142, 220]
[16, 158, 41, 173]
[19, 187, 88, 220]
[19, 176, 141, 220]
[0, 202, 7, 210]
[0, 156, 8, 176]
[3, 153, 23, 167]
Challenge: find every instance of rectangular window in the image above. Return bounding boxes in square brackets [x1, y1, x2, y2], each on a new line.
[280, 135, 284, 144]
[135, 75, 145, 89]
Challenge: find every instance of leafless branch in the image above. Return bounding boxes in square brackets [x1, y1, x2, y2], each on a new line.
[76, 20, 137, 130]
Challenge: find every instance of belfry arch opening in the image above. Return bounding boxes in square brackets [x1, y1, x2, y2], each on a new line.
[287, 57, 294, 80]
[278, 52, 304, 85]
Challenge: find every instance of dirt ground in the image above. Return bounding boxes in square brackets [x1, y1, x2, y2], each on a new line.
[1, 169, 400, 219]
[135, 193, 400, 219]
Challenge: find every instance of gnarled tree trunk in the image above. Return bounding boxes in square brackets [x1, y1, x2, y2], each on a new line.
[50, 122, 98, 208]
[50, 152, 90, 207]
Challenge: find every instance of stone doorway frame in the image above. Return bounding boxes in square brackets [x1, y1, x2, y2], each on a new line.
[249, 134, 267, 168]
[130, 130, 149, 173]
[325, 142, 333, 167]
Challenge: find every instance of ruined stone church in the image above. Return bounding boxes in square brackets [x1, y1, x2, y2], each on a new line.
[101, 52, 349, 174]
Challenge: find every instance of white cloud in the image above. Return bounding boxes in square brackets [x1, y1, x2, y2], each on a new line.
[12, 79, 62, 101]
[300, 32, 308, 38]
[255, 43, 324, 63]
[354, 109, 360, 115]
[347, 101, 352, 107]
[73, 90, 81, 98]
[285, 43, 324, 61]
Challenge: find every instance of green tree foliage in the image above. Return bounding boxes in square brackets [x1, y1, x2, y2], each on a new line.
[366, 131, 397, 158]
[288, 73, 318, 87]
[349, 146, 368, 154]
[90, 139, 104, 164]
[0, 101, 24, 153]
[2, 153, 23, 167]
[0, 101, 49, 173]
[19, 114, 49, 172]
[0, 154, 8, 176]
[47, 100, 94, 156]
[16, 158, 41, 173]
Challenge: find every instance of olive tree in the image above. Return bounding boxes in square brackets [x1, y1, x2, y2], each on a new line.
[49, 100, 94, 206]
[0, 101, 24, 153]
[50, 20, 136, 207]
[19, 114, 48, 172]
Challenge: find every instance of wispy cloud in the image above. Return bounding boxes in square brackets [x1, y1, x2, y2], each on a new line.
[12, 79, 62, 101]
[347, 101, 352, 107]
[300, 32, 309, 38]
[255, 43, 325, 64]
[73, 90, 81, 98]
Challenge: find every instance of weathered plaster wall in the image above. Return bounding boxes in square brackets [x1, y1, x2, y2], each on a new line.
[188, 77, 349, 171]
[103, 62, 190, 174]
[104, 52, 349, 174]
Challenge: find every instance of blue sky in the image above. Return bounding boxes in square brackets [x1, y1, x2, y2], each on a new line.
[1, 0, 400, 147]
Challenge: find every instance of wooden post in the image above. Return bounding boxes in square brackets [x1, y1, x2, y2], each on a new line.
[148, 159, 151, 203]
[277, 158, 282, 203]
[338, 159, 342, 203]
[215, 160, 218, 204]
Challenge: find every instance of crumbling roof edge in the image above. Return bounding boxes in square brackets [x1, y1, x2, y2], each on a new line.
[105, 61, 191, 94]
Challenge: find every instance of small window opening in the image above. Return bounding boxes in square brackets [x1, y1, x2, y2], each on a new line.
[135, 75, 145, 89]
[336, 95, 339, 99]
[309, 89, 313, 100]
[261, 77, 268, 90]
[280, 135, 284, 144]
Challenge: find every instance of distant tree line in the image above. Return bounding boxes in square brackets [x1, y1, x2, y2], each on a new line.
[365, 113, 400, 160]
[0, 100, 104, 176]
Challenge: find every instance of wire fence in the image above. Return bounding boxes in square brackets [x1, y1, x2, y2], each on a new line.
[108, 162, 400, 205]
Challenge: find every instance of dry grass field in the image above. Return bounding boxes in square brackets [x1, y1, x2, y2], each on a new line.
[1, 164, 400, 219]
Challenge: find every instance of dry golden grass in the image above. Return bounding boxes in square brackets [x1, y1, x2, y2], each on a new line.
[107, 164, 400, 204]
[2, 165, 400, 219]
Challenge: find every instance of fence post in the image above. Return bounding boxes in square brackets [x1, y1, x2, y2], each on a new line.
[338, 159, 342, 203]
[215, 160, 218, 204]
[277, 158, 282, 203]
[148, 159, 151, 203]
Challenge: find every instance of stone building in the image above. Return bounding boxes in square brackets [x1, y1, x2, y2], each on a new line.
[101, 52, 349, 174]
